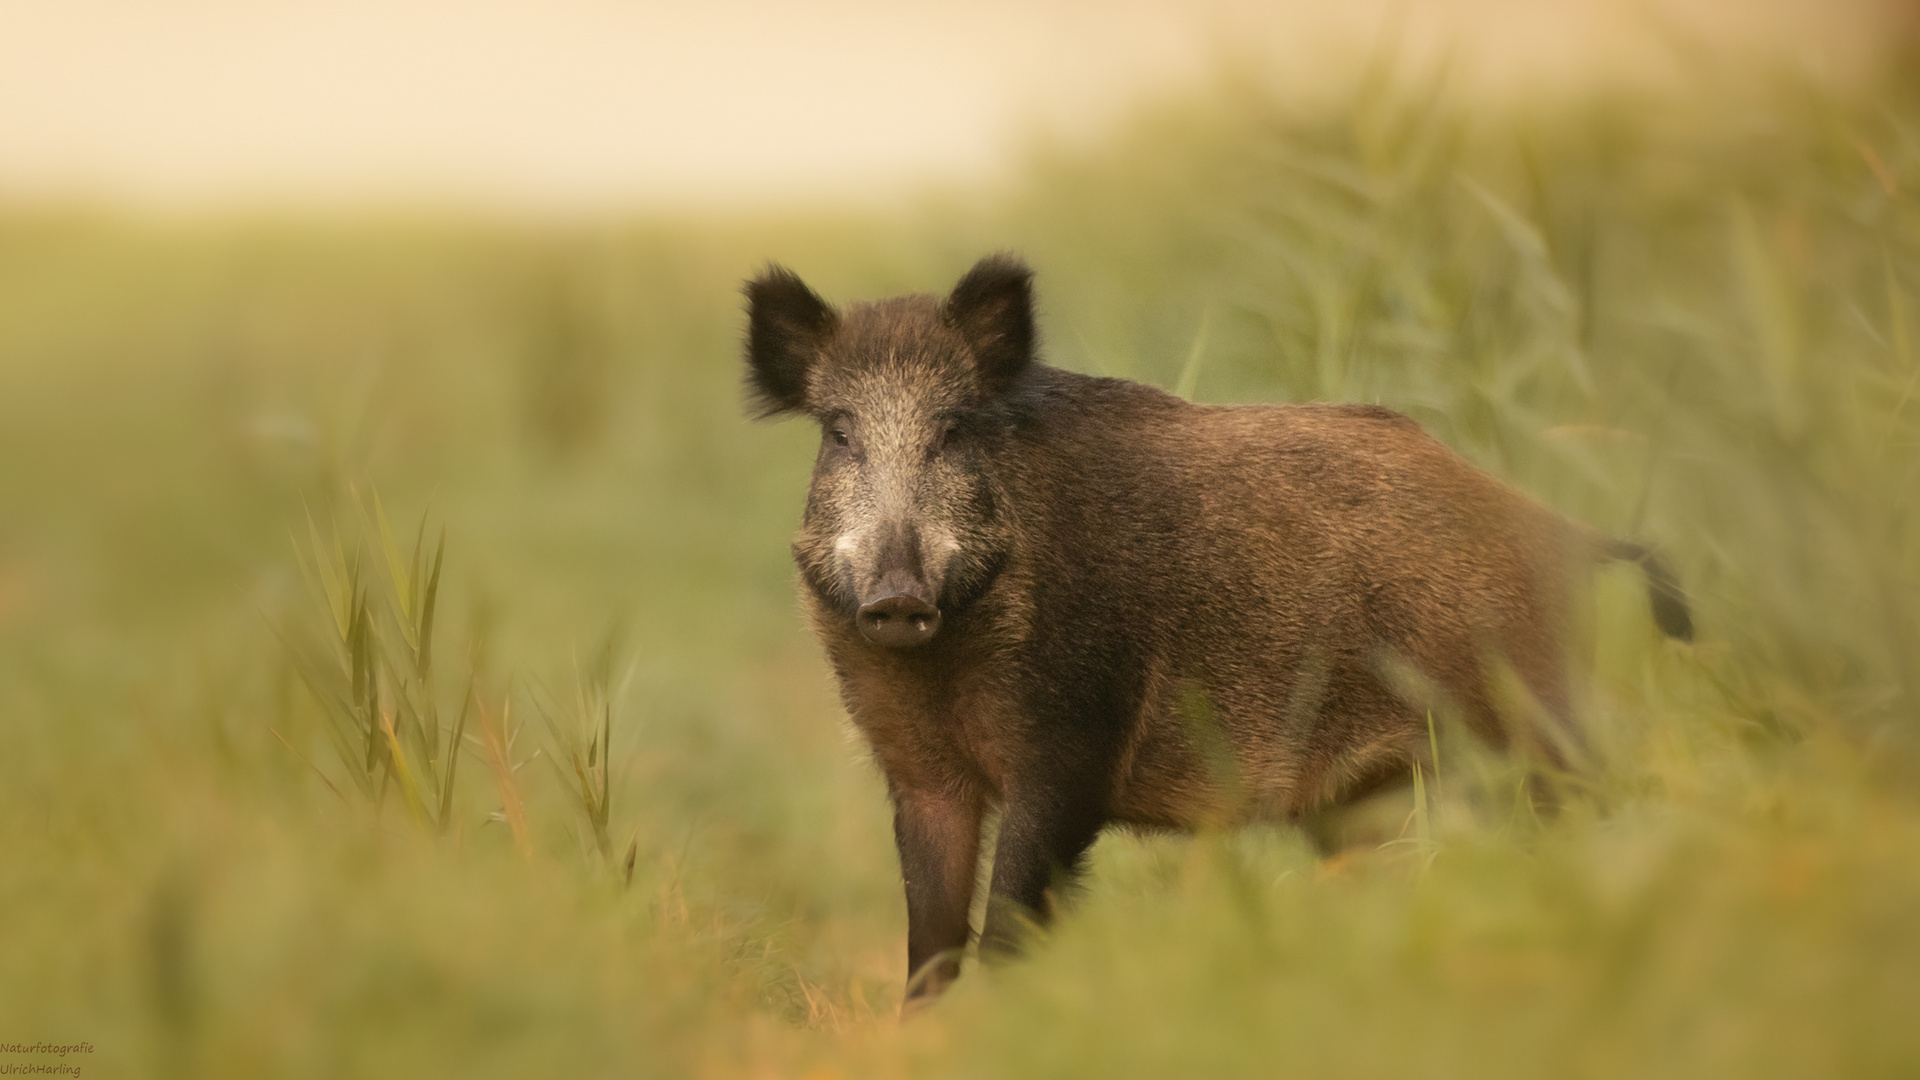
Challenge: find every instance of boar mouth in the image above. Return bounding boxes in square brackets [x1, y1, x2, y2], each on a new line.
[856, 593, 942, 649]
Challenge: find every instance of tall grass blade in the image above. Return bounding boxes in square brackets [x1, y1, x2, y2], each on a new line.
[417, 528, 444, 679]
[478, 699, 532, 858]
[436, 674, 473, 833]
[379, 711, 428, 825]
[1173, 306, 1212, 399]
[267, 727, 347, 803]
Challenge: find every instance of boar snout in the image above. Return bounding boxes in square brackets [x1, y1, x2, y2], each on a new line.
[851, 523, 945, 648]
[857, 586, 941, 649]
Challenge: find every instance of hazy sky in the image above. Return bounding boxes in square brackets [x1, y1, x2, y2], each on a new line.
[0, 0, 1900, 212]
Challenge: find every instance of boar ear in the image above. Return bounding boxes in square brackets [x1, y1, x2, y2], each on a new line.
[743, 265, 838, 417]
[944, 253, 1034, 396]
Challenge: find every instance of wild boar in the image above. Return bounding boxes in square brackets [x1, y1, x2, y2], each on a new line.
[741, 254, 1692, 1005]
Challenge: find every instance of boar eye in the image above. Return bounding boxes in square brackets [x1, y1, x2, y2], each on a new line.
[941, 422, 963, 448]
[830, 428, 850, 447]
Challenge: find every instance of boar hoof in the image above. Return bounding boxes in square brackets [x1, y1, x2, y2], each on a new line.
[857, 595, 942, 648]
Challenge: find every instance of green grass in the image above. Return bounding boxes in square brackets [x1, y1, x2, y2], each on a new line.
[3, 57, 1919, 1078]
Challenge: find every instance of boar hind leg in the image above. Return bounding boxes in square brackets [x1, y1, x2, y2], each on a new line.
[979, 785, 1107, 958]
[893, 785, 986, 1006]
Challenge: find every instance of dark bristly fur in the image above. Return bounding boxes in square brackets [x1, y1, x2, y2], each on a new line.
[744, 265, 838, 417]
[741, 254, 1695, 1007]
[1595, 537, 1695, 641]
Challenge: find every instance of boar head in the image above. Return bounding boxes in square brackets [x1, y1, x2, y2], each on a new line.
[744, 255, 1033, 649]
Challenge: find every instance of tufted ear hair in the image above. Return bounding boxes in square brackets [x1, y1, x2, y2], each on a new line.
[943, 253, 1034, 397]
[743, 265, 838, 417]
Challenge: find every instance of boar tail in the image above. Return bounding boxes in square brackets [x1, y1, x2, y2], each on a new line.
[1594, 536, 1695, 642]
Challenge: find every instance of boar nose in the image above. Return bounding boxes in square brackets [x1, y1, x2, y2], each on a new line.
[857, 594, 942, 649]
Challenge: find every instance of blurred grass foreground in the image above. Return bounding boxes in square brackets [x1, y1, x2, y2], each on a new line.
[4, 55, 1920, 1080]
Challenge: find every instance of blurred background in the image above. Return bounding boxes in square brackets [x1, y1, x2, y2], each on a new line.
[2, 0, 1906, 210]
[3, 1, 1919, 1077]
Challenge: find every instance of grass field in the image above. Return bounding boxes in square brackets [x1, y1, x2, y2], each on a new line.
[3, 57, 1919, 1078]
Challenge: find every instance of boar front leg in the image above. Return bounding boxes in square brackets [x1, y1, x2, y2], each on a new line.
[892, 783, 985, 1006]
[978, 782, 1106, 957]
